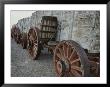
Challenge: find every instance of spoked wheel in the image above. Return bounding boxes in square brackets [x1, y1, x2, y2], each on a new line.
[53, 40, 90, 77]
[27, 27, 41, 60]
[16, 28, 21, 44]
[21, 32, 27, 49]
[11, 29, 14, 38]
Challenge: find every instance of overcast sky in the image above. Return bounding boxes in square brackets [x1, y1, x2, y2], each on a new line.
[10, 10, 36, 27]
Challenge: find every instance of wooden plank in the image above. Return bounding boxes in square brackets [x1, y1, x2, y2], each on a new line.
[40, 31, 56, 33]
[41, 24, 57, 28]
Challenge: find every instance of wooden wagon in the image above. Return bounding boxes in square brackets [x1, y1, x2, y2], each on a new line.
[11, 16, 100, 77]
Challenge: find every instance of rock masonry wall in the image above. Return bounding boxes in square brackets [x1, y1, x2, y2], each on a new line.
[15, 11, 100, 53]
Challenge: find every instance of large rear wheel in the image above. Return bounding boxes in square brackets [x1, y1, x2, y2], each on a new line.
[53, 40, 90, 77]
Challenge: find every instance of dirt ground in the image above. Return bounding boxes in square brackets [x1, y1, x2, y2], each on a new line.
[11, 39, 56, 77]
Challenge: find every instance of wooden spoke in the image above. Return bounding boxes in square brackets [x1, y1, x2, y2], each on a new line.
[67, 45, 71, 58]
[56, 53, 62, 59]
[63, 43, 67, 58]
[71, 70, 81, 77]
[34, 39, 38, 43]
[70, 58, 80, 64]
[34, 43, 38, 46]
[55, 58, 59, 63]
[71, 66, 82, 72]
[69, 49, 76, 61]
[33, 46, 37, 58]
[58, 47, 64, 58]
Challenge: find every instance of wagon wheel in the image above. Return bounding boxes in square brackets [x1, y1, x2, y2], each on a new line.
[16, 28, 21, 44]
[53, 40, 90, 77]
[11, 28, 13, 38]
[17, 33, 21, 44]
[89, 60, 100, 76]
[21, 33, 27, 49]
[11, 26, 16, 39]
[14, 29, 17, 42]
[27, 27, 41, 60]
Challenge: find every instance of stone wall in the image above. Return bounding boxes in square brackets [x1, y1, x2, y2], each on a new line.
[15, 11, 100, 53]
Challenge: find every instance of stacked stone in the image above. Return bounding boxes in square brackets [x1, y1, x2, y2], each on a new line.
[71, 11, 100, 53]
[16, 17, 31, 33]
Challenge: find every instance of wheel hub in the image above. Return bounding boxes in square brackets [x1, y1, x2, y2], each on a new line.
[56, 59, 70, 76]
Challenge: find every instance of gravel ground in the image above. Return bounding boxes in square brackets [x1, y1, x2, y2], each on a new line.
[11, 39, 56, 77]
